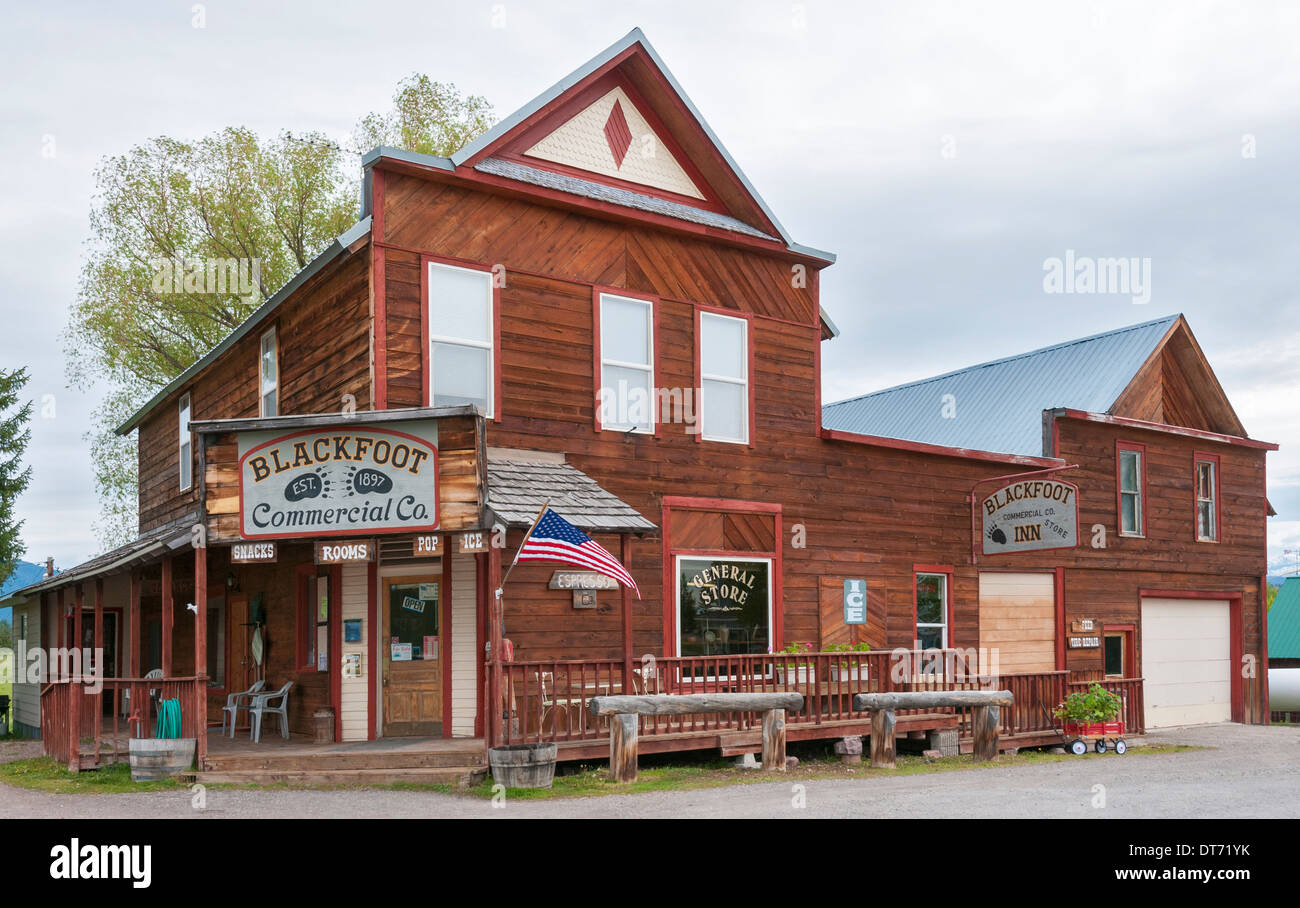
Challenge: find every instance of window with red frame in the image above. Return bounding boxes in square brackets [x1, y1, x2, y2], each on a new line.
[1196, 455, 1219, 541]
[297, 570, 330, 672]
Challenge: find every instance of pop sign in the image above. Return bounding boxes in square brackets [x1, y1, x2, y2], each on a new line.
[981, 478, 1079, 555]
[238, 421, 439, 540]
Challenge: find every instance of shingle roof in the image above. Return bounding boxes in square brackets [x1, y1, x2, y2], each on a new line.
[1269, 577, 1300, 660]
[487, 458, 656, 534]
[476, 158, 779, 240]
[822, 315, 1180, 457]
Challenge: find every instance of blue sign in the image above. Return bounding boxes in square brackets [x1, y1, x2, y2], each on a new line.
[843, 579, 867, 625]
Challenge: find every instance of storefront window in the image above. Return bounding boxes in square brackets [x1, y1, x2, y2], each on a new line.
[915, 573, 947, 649]
[677, 556, 770, 657]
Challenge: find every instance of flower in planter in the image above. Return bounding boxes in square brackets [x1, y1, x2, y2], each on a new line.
[1054, 683, 1122, 728]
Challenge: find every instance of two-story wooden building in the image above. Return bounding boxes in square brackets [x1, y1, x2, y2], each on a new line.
[3, 29, 1275, 779]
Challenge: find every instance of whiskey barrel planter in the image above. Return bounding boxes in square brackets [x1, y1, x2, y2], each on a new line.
[489, 743, 557, 789]
[128, 738, 197, 781]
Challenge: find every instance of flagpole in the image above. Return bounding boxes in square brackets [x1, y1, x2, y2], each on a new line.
[490, 499, 548, 748]
[496, 498, 550, 598]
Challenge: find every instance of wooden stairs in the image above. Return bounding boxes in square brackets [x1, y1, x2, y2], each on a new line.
[188, 738, 488, 789]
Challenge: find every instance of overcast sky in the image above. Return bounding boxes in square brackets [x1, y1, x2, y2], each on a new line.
[2, 0, 1298, 575]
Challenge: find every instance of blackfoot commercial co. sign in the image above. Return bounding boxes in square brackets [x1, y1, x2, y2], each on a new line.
[237, 421, 439, 539]
[981, 477, 1078, 555]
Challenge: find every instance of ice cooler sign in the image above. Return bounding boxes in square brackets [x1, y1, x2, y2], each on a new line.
[237, 421, 439, 539]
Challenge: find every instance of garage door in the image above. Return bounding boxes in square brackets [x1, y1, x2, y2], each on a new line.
[979, 573, 1056, 674]
[1140, 597, 1231, 728]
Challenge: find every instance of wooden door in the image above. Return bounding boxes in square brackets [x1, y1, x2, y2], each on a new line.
[382, 574, 443, 736]
[227, 593, 251, 696]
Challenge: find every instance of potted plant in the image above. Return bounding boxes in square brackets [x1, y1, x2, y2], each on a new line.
[774, 642, 815, 684]
[1055, 683, 1124, 737]
[825, 642, 871, 681]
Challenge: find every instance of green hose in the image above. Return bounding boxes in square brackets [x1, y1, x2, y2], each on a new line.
[155, 698, 183, 739]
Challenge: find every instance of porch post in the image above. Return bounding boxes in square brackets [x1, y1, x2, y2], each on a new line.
[488, 543, 503, 748]
[55, 588, 64, 667]
[128, 571, 141, 677]
[194, 544, 207, 766]
[73, 584, 83, 675]
[621, 533, 634, 695]
[161, 556, 173, 675]
[69, 584, 83, 772]
[94, 579, 104, 752]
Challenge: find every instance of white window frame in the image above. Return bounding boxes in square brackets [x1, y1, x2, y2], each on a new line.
[427, 261, 495, 418]
[1118, 448, 1144, 537]
[915, 572, 948, 650]
[178, 392, 192, 492]
[598, 293, 655, 434]
[259, 327, 278, 417]
[699, 311, 749, 444]
[1196, 459, 1218, 541]
[673, 554, 773, 658]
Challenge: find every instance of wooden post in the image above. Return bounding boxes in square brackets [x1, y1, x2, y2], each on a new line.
[73, 584, 83, 670]
[194, 544, 208, 767]
[488, 545, 503, 748]
[56, 588, 64, 656]
[620, 533, 634, 696]
[609, 713, 638, 783]
[160, 557, 173, 675]
[128, 571, 141, 677]
[972, 704, 1000, 761]
[870, 708, 896, 769]
[93, 579, 104, 763]
[761, 708, 786, 770]
[69, 584, 83, 773]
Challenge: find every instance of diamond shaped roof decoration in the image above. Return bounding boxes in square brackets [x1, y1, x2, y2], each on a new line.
[604, 99, 633, 168]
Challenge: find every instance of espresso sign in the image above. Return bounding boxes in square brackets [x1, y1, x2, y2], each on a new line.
[238, 421, 439, 540]
[981, 478, 1078, 555]
[548, 571, 620, 591]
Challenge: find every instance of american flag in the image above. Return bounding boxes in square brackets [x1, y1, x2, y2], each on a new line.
[515, 508, 640, 598]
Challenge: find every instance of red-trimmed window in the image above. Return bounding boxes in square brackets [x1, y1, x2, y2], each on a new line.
[596, 292, 655, 433]
[1116, 442, 1145, 537]
[297, 567, 331, 672]
[259, 327, 279, 417]
[699, 311, 749, 444]
[426, 260, 495, 417]
[1195, 452, 1221, 542]
[178, 392, 192, 492]
[914, 571, 949, 649]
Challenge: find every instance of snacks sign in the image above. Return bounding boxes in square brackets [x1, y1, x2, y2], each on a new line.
[238, 422, 439, 539]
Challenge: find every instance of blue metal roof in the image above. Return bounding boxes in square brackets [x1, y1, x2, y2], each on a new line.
[822, 315, 1180, 457]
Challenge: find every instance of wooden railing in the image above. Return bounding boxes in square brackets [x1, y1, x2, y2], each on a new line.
[1067, 676, 1145, 735]
[40, 677, 207, 772]
[499, 651, 1082, 746]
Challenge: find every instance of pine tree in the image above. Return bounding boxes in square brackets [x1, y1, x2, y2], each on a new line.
[0, 367, 33, 587]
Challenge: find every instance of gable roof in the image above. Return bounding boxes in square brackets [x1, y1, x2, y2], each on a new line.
[1270, 577, 1300, 660]
[822, 315, 1181, 457]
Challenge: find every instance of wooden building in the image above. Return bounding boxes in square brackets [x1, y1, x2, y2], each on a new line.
[2, 29, 1276, 778]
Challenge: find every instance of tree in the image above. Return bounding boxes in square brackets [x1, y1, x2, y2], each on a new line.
[1268, 582, 1279, 609]
[0, 368, 33, 587]
[66, 78, 493, 549]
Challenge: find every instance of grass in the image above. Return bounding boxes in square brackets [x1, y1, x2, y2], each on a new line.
[0, 741, 1199, 797]
[461, 741, 1200, 801]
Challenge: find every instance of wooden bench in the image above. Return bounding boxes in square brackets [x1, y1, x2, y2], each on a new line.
[588, 693, 805, 783]
[852, 690, 1014, 768]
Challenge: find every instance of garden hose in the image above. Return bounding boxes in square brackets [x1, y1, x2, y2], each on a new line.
[155, 698, 183, 739]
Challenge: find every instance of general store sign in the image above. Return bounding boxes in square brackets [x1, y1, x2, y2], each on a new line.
[981, 478, 1078, 555]
[238, 421, 439, 540]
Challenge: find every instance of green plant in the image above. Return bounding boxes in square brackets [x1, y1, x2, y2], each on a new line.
[1054, 683, 1122, 725]
[824, 642, 871, 667]
[776, 642, 814, 670]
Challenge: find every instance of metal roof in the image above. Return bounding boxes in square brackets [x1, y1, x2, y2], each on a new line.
[115, 217, 372, 436]
[487, 457, 656, 534]
[1269, 577, 1300, 660]
[822, 315, 1180, 457]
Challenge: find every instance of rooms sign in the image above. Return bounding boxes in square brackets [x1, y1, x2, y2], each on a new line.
[981, 478, 1078, 555]
[237, 421, 439, 539]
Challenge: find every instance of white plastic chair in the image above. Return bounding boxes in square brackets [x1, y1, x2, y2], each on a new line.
[248, 681, 293, 743]
[221, 680, 267, 737]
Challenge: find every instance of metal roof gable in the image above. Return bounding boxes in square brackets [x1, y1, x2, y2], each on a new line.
[1269, 577, 1300, 660]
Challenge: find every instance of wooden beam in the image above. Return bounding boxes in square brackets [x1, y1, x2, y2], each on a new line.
[972, 704, 1001, 762]
[94, 579, 104, 758]
[870, 708, 896, 769]
[194, 544, 208, 768]
[609, 713, 638, 783]
[128, 571, 141, 678]
[161, 557, 173, 675]
[588, 692, 804, 717]
[620, 533, 633, 695]
[853, 690, 1013, 711]
[761, 708, 786, 770]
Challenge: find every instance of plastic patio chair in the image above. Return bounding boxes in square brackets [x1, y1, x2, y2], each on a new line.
[536, 672, 582, 734]
[248, 681, 294, 743]
[123, 668, 165, 721]
[220, 680, 267, 737]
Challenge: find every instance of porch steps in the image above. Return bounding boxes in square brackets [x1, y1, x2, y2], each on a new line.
[189, 765, 488, 789]
[203, 746, 485, 773]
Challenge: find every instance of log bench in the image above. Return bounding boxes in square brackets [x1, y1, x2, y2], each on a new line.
[851, 690, 1014, 769]
[588, 693, 805, 783]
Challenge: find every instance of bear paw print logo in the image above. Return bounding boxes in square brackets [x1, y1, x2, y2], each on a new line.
[986, 525, 1007, 545]
[343, 465, 393, 496]
[284, 467, 330, 502]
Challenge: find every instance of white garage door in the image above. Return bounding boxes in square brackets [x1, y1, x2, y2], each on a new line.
[1140, 597, 1231, 728]
[979, 573, 1056, 675]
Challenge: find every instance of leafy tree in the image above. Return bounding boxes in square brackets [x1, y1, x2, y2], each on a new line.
[1268, 582, 1279, 609]
[66, 78, 493, 549]
[0, 368, 33, 586]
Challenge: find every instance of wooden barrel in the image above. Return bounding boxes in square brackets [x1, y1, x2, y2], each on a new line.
[488, 743, 557, 789]
[128, 738, 197, 781]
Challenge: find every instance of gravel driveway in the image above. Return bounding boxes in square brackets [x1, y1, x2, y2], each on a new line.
[1, 723, 1295, 819]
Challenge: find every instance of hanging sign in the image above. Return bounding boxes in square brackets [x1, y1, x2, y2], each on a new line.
[981, 478, 1079, 555]
[843, 579, 867, 625]
[315, 540, 376, 564]
[230, 541, 277, 564]
[548, 571, 620, 591]
[401, 595, 425, 614]
[1068, 635, 1101, 649]
[457, 531, 489, 554]
[237, 421, 439, 540]
[413, 535, 443, 556]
